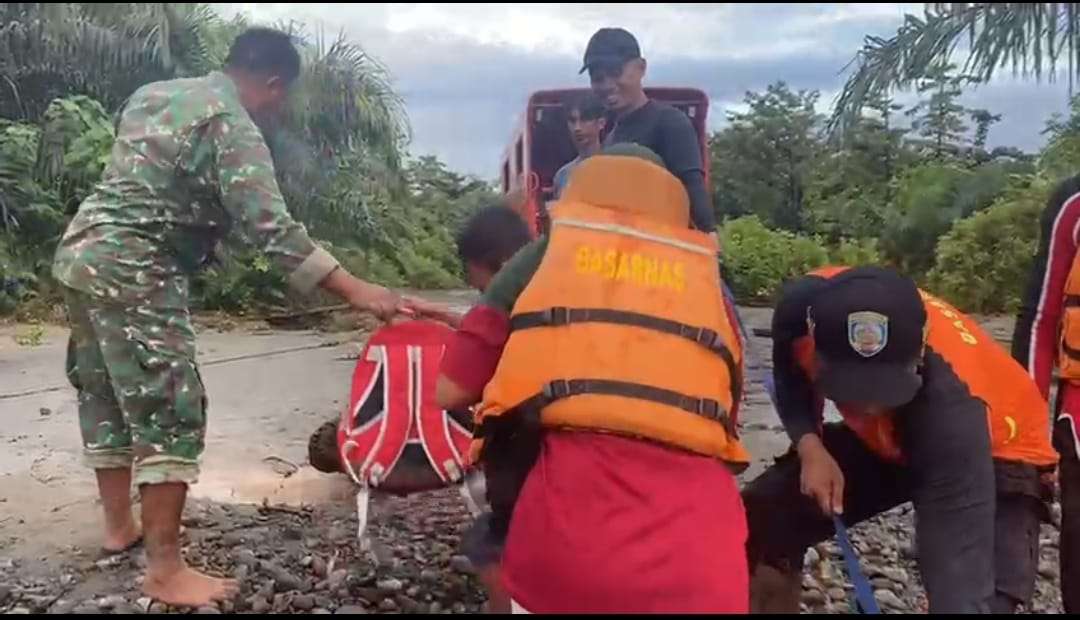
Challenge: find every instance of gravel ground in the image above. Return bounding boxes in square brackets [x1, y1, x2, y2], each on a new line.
[0, 490, 486, 614]
[795, 505, 1063, 614]
[0, 310, 1066, 614]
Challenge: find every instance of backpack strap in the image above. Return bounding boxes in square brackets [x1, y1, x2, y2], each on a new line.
[341, 344, 413, 486]
[414, 344, 473, 483]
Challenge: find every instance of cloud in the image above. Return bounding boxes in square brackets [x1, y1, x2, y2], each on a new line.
[214, 3, 1071, 176]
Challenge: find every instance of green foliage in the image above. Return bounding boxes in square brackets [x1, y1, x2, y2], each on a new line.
[0, 2, 1062, 322]
[717, 75, 1021, 289]
[719, 216, 829, 303]
[191, 250, 287, 313]
[14, 323, 45, 346]
[0, 5, 493, 317]
[0, 3, 222, 121]
[717, 217, 882, 305]
[830, 4, 1080, 139]
[36, 95, 115, 211]
[879, 163, 970, 276]
[970, 108, 1001, 151]
[186, 153, 496, 311]
[0, 121, 41, 233]
[877, 160, 1028, 279]
[0, 118, 64, 280]
[326, 244, 406, 289]
[828, 237, 882, 266]
[0, 238, 39, 314]
[711, 82, 822, 230]
[904, 63, 975, 158]
[805, 95, 911, 241]
[1040, 94, 1080, 182]
[927, 176, 1049, 313]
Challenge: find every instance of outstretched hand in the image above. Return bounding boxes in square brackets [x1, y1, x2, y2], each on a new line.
[344, 282, 403, 322]
[321, 268, 462, 326]
[399, 296, 464, 328]
[348, 286, 460, 327]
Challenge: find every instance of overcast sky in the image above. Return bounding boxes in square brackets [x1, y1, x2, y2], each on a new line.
[216, 3, 1074, 179]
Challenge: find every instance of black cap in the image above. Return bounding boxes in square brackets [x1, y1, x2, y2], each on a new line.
[580, 27, 641, 74]
[808, 266, 927, 408]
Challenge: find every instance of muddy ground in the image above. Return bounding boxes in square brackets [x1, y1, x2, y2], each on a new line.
[0, 299, 1064, 613]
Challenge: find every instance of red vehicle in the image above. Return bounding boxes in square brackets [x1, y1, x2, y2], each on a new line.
[500, 87, 710, 236]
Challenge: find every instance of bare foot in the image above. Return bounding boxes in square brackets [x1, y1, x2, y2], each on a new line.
[102, 521, 142, 554]
[143, 566, 239, 608]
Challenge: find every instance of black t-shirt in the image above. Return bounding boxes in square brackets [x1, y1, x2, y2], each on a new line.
[604, 100, 715, 232]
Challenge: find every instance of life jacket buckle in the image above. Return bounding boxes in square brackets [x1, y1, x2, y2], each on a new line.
[696, 328, 719, 348]
[543, 379, 571, 400]
[696, 398, 720, 420]
[543, 306, 570, 326]
[678, 324, 718, 349]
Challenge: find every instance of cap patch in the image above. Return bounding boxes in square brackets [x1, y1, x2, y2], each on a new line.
[848, 311, 888, 358]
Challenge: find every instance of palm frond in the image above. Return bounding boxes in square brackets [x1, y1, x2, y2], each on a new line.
[831, 3, 1080, 138]
[285, 29, 410, 170]
[0, 3, 219, 122]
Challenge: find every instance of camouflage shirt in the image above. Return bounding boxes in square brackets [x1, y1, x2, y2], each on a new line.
[53, 71, 339, 309]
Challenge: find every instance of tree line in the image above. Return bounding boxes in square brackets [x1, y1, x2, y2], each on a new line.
[0, 2, 497, 316]
[711, 60, 1080, 313]
[3, 3, 1080, 318]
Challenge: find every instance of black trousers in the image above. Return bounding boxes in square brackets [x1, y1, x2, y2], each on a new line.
[743, 423, 1044, 613]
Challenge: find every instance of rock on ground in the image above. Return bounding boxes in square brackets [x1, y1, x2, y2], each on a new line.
[796, 505, 1064, 614]
[0, 491, 487, 615]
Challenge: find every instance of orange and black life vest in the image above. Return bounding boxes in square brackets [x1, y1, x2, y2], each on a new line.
[1060, 255, 1080, 379]
[475, 154, 749, 470]
[795, 266, 1058, 468]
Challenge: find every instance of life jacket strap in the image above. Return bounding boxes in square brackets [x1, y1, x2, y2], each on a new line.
[1065, 342, 1080, 361]
[510, 306, 742, 409]
[477, 378, 736, 444]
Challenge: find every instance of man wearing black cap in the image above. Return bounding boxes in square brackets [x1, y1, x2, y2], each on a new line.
[742, 266, 1058, 613]
[580, 27, 715, 235]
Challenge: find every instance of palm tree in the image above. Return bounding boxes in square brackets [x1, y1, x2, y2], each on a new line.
[279, 23, 410, 167]
[267, 24, 411, 236]
[0, 5, 412, 246]
[0, 3, 219, 121]
[832, 3, 1080, 136]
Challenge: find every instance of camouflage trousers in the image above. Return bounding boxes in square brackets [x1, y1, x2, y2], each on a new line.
[63, 287, 205, 486]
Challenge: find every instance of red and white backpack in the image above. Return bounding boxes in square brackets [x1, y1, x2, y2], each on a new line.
[334, 320, 485, 545]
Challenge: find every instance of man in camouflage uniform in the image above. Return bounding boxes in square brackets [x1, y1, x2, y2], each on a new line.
[53, 28, 441, 607]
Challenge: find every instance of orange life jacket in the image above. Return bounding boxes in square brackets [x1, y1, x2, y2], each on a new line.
[1060, 255, 1080, 379]
[795, 266, 1058, 468]
[475, 154, 749, 469]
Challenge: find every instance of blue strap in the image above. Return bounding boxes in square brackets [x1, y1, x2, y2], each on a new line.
[833, 515, 881, 614]
[761, 371, 880, 614]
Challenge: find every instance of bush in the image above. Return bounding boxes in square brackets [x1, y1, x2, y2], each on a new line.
[879, 163, 972, 277]
[327, 243, 406, 288]
[720, 216, 828, 303]
[0, 241, 37, 315]
[36, 96, 116, 212]
[927, 176, 1048, 314]
[192, 250, 287, 313]
[827, 237, 882, 266]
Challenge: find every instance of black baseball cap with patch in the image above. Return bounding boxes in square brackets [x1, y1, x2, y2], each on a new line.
[808, 266, 927, 408]
[580, 27, 641, 74]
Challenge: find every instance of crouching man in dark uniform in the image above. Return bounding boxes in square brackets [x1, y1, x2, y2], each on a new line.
[743, 266, 1058, 613]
